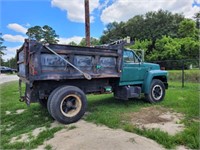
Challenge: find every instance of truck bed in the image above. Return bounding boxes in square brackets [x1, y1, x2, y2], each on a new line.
[17, 39, 123, 82]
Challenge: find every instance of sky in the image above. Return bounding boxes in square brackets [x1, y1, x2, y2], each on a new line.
[0, 0, 199, 60]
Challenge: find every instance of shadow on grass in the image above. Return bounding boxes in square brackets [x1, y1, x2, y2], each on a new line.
[87, 94, 148, 112]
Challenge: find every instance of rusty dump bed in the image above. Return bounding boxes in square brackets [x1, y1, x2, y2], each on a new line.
[17, 39, 123, 83]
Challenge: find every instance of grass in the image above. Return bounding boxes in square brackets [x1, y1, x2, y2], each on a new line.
[0, 70, 199, 149]
[168, 69, 199, 83]
[85, 81, 199, 149]
[67, 125, 77, 130]
[45, 144, 53, 150]
[0, 81, 63, 150]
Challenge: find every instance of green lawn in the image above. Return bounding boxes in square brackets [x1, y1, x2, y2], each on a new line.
[0, 80, 199, 149]
[0, 82, 63, 150]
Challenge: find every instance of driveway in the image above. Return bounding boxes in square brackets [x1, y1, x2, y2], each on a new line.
[0, 74, 19, 84]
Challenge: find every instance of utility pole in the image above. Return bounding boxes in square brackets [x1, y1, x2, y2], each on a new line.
[85, 0, 90, 47]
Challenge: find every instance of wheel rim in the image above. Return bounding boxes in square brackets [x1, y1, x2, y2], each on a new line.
[60, 94, 82, 117]
[152, 85, 163, 101]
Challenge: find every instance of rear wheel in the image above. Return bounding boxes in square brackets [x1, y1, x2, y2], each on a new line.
[48, 86, 87, 124]
[145, 79, 165, 103]
[47, 86, 67, 116]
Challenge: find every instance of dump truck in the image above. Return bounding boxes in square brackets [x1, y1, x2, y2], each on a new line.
[17, 39, 168, 124]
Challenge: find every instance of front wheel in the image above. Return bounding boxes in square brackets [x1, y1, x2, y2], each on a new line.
[145, 79, 165, 103]
[48, 86, 87, 124]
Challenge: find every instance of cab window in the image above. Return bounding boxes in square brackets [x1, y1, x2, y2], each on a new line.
[123, 50, 139, 63]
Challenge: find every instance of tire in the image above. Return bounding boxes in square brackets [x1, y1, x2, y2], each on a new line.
[47, 85, 73, 116]
[145, 79, 165, 103]
[39, 98, 48, 108]
[48, 86, 87, 124]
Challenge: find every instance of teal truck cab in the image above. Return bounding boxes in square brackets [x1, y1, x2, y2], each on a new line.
[118, 49, 168, 102]
[17, 39, 168, 124]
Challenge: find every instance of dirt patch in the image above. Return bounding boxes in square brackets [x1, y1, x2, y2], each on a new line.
[32, 127, 46, 137]
[5, 109, 26, 115]
[10, 127, 46, 143]
[5, 123, 14, 132]
[5, 111, 11, 115]
[123, 106, 184, 135]
[10, 133, 30, 143]
[10, 122, 64, 144]
[16, 109, 25, 114]
[36, 120, 164, 150]
[176, 145, 189, 150]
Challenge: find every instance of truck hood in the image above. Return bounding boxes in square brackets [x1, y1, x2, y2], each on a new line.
[142, 62, 160, 70]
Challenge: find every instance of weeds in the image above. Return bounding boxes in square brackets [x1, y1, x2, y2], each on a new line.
[67, 125, 77, 130]
[45, 144, 53, 150]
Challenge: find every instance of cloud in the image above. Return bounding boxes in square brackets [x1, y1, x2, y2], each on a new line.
[2, 34, 26, 43]
[98, 0, 110, 10]
[25, 23, 31, 27]
[7, 23, 28, 34]
[101, 0, 199, 24]
[2, 46, 21, 60]
[51, 0, 99, 23]
[58, 36, 83, 44]
[2, 36, 83, 60]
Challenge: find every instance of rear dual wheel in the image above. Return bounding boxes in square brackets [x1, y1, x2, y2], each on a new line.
[48, 86, 87, 124]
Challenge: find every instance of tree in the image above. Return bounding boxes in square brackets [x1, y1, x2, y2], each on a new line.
[125, 15, 145, 40]
[3, 56, 17, 69]
[193, 11, 200, 29]
[130, 10, 184, 53]
[0, 33, 6, 55]
[100, 21, 126, 44]
[68, 41, 77, 46]
[151, 36, 182, 61]
[26, 25, 59, 44]
[100, 10, 185, 53]
[129, 39, 152, 61]
[79, 37, 100, 46]
[129, 39, 152, 51]
[0, 33, 6, 65]
[178, 19, 197, 38]
[179, 37, 199, 59]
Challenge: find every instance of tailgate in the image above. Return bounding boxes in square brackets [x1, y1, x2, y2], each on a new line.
[17, 40, 29, 78]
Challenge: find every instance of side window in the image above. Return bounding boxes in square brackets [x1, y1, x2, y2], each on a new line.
[123, 51, 139, 63]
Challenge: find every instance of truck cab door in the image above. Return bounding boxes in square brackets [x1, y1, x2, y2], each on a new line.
[120, 50, 147, 85]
